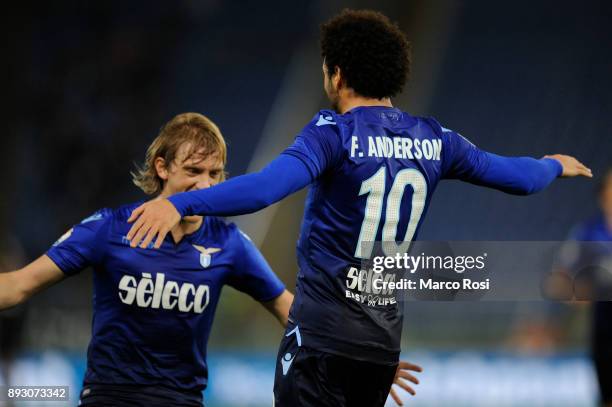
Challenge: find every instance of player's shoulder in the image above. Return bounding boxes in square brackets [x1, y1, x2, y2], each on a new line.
[310, 109, 339, 126]
[106, 201, 145, 222]
[75, 207, 115, 225]
[418, 116, 476, 150]
[290, 110, 345, 153]
[303, 110, 343, 135]
[79, 202, 144, 232]
[56, 207, 115, 245]
[416, 116, 454, 136]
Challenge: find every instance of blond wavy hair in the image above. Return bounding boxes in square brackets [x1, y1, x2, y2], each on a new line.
[132, 113, 227, 195]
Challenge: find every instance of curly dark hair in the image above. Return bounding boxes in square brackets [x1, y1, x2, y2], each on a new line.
[320, 9, 411, 99]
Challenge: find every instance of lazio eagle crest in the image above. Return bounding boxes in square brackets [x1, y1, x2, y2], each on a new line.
[192, 245, 221, 269]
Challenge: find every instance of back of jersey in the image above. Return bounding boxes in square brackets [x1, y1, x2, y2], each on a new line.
[283, 106, 445, 363]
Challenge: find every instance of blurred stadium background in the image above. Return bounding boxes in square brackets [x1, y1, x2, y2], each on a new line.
[1, 0, 611, 406]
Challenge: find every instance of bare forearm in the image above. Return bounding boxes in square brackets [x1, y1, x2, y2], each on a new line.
[0, 256, 64, 311]
[263, 290, 294, 328]
[0, 271, 26, 310]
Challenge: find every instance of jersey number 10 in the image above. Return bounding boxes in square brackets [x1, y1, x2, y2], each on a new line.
[355, 166, 427, 259]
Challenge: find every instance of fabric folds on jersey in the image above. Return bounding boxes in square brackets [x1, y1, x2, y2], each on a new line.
[161, 106, 564, 364]
[46, 203, 284, 394]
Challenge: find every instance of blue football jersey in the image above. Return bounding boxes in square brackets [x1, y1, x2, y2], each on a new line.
[46, 203, 285, 395]
[281, 106, 487, 363]
[165, 104, 559, 365]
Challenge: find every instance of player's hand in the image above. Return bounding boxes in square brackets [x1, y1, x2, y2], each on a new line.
[126, 198, 181, 249]
[389, 360, 422, 406]
[543, 154, 592, 178]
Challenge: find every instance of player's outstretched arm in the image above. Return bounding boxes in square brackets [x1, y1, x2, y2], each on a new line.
[469, 152, 591, 195]
[127, 154, 312, 249]
[0, 255, 64, 310]
[261, 289, 294, 328]
[441, 128, 591, 194]
[389, 361, 423, 406]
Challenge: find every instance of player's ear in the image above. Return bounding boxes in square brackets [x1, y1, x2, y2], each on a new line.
[154, 157, 169, 181]
[332, 66, 343, 90]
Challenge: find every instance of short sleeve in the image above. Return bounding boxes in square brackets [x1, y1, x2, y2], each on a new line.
[226, 228, 285, 302]
[281, 111, 343, 180]
[46, 209, 111, 275]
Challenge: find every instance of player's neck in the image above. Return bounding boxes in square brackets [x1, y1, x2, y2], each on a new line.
[169, 216, 204, 244]
[337, 92, 392, 114]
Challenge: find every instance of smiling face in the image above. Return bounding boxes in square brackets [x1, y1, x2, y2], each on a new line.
[132, 112, 227, 198]
[156, 143, 224, 198]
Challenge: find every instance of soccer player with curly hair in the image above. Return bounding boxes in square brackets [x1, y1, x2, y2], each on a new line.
[126, 10, 591, 407]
